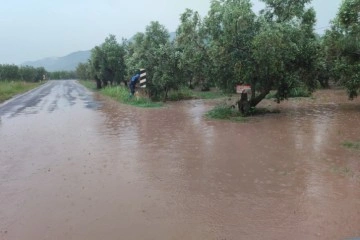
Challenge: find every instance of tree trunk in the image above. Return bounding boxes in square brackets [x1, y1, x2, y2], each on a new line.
[95, 76, 102, 89]
[102, 79, 108, 87]
[249, 90, 270, 107]
[237, 93, 250, 115]
[164, 87, 169, 102]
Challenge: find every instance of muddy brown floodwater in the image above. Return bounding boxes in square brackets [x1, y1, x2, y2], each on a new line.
[0, 80, 359, 240]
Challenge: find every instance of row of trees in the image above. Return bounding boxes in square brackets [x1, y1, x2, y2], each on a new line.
[76, 35, 127, 89]
[48, 71, 77, 80]
[0, 64, 47, 82]
[322, 0, 360, 99]
[78, 0, 359, 108]
[0, 64, 78, 82]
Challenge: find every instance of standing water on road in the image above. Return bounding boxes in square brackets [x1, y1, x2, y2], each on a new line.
[0, 80, 359, 240]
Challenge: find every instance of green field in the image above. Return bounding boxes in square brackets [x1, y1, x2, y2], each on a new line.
[0, 81, 42, 103]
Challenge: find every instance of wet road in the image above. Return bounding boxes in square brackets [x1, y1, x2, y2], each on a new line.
[0, 80, 359, 240]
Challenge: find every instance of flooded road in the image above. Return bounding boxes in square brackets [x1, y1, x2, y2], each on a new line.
[0, 80, 359, 240]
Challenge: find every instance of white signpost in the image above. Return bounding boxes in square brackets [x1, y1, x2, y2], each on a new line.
[236, 84, 251, 94]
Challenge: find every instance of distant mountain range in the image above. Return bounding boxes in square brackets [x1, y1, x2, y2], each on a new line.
[22, 50, 91, 72]
[22, 32, 176, 72]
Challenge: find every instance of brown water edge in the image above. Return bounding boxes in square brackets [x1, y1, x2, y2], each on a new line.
[0, 86, 359, 240]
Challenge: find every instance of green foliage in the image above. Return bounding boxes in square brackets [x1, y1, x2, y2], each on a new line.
[0, 64, 47, 82]
[323, 0, 360, 99]
[76, 63, 90, 80]
[101, 35, 127, 85]
[197, 0, 318, 110]
[205, 0, 258, 93]
[176, 9, 211, 89]
[49, 71, 76, 80]
[89, 35, 127, 89]
[260, 0, 311, 22]
[125, 21, 184, 100]
[0, 64, 19, 80]
[337, 0, 360, 29]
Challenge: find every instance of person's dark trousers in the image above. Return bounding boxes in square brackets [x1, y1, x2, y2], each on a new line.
[130, 82, 136, 95]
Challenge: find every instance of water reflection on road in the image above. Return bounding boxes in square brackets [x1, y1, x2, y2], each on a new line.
[0, 82, 359, 240]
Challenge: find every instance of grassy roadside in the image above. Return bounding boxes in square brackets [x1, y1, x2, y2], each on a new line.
[79, 80, 163, 108]
[79, 80, 228, 108]
[79, 80, 96, 91]
[167, 87, 227, 101]
[0, 81, 43, 103]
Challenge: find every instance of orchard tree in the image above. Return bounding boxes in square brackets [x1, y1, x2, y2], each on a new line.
[176, 9, 211, 90]
[125, 32, 146, 76]
[252, 6, 319, 104]
[101, 35, 127, 86]
[0, 64, 19, 80]
[324, 0, 360, 99]
[48, 71, 76, 80]
[89, 35, 126, 88]
[19, 66, 36, 82]
[205, 0, 258, 93]
[125, 21, 183, 100]
[203, 0, 318, 112]
[151, 42, 182, 100]
[76, 62, 89, 80]
[90, 46, 105, 89]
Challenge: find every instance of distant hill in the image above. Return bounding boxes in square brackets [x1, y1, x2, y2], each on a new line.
[22, 50, 91, 72]
[23, 32, 176, 72]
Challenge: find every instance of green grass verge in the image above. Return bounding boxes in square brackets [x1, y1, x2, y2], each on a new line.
[79, 80, 97, 91]
[342, 141, 360, 150]
[0, 81, 43, 103]
[167, 87, 226, 101]
[79, 80, 163, 108]
[101, 86, 163, 108]
[205, 104, 247, 122]
[80, 81, 226, 107]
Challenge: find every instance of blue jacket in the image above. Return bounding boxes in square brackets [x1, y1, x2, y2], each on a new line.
[131, 74, 140, 83]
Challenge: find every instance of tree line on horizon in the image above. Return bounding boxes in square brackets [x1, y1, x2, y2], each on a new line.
[0, 64, 47, 82]
[0, 63, 78, 82]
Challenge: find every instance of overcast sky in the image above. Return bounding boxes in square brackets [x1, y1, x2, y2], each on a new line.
[0, 0, 342, 64]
